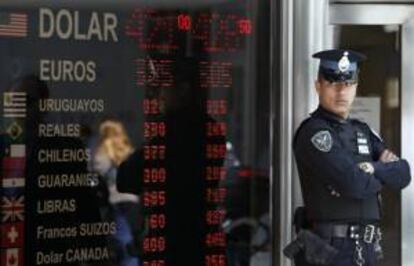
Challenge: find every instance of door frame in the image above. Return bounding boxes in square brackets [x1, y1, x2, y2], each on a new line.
[329, 3, 414, 266]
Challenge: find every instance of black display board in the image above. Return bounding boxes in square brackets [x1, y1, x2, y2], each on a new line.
[0, 1, 268, 266]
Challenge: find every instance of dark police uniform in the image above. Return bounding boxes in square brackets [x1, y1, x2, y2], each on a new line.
[291, 49, 411, 266]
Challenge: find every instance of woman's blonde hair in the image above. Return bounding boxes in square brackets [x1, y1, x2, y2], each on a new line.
[98, 119, 133, 166]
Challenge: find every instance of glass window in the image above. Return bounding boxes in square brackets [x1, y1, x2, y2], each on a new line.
[0, 1, 273, 265]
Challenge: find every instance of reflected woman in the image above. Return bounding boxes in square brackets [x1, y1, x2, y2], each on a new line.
[92, 119, 140, 266]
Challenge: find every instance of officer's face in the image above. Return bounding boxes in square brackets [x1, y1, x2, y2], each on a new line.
[315, 78, 357, 118]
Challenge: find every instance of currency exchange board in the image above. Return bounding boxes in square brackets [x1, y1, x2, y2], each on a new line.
[0, 1, 272, 265]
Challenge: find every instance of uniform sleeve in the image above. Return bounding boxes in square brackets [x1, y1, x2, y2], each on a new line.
[372, 160, 411, 190]
[294, 124, 382, 200]
[366, 125, 411, 189]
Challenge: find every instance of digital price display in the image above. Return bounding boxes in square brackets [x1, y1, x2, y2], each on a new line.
[125, 9, 252, 52]
[0, 1, 257, 265]
[124, 5, 253, 265]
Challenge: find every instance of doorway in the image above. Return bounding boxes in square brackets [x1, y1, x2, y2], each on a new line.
[337, 24, 401, 266]
[329, 3, 414, 266]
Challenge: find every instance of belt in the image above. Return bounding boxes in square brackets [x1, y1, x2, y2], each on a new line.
[314, 223, 380, 244]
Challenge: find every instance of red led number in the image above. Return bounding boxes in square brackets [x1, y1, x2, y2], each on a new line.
[143, 99, 161, 115]
[206, 167, 226, 181]
[143, 191, 166, 207]
[137, 58, 174, 88]
[238, 19, 252, 35]
[149, 214, 166, 229]
[125, 10, 178, 50]
[206, 100, 227, 116]
[143, 236, 166, 253]
[144, 168, 167, 184]
[205, 232, 226, 247]
[126, 10, 252, 52]
[206, 188, 227, 203]
[205, 254, 226, 266]
[206, 122, 227, 137]
[199, 61, 233, 88]
[143, 260, 165, 266]
[206, 144, 226, 159]
[206, 209, 226, 225]
[144, 122, 166, 138]
[178, 14, 192, 31]
[144, 145, 166, 160]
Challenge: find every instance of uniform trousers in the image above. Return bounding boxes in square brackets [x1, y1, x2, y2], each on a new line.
[294, 237, 377, 266]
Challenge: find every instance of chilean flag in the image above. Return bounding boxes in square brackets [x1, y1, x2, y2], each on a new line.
[2, 157, 25, 170]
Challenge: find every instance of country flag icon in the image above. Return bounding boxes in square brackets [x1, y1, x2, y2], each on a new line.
[0, 248, 23, 266]
[0, 12, 28, 38]
[2, 157, 25, 170]
[1, 159, 25, 194]
[1, 195, 25, 223]
[4, 144, 25, 158]
[4, 121, 24, 142]
[0, 222, 24, 248]
[3, 92, 27, 118]
[2, 175, 25, 189]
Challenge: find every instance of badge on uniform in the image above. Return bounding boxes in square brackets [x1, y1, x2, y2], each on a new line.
[356, 132, 370, 155]
[311, 130, 332, 152]
[338, 51, 350, 72]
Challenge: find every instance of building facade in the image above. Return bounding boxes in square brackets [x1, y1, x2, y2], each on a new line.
[0, 1, 413, 266]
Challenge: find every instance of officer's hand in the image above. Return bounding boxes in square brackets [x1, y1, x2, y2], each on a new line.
[380, 149, 399, 162]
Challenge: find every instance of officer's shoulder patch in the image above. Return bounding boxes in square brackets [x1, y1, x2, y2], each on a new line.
[311, 130, 332, 152]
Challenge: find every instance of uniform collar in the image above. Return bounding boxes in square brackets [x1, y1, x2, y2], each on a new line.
[311, 105, 349, 124]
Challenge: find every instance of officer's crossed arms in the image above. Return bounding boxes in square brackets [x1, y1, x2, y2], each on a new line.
[295, 120, 410, 201]
[357, 128, 411, 191]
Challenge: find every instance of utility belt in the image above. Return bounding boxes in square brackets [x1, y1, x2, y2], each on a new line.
[283, 223, 383, 265]
[313, 223, 381, 244]
[285, 207, 384, 265]
[315, 223, 383, 266]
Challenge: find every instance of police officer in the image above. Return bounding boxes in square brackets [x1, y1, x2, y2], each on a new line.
[292, 49, 411, 266]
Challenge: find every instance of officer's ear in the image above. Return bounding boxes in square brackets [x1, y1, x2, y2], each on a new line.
[315, 80, 321, 94]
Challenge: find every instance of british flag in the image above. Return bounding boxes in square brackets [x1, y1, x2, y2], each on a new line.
[1, 196, 24, 223]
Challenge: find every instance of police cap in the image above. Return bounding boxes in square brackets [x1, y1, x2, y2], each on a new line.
[313, 49, 367, 83]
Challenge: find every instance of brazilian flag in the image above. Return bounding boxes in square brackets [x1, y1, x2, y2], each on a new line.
[2, 118, 25, 145]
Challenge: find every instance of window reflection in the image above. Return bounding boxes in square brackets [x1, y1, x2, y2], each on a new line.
[0, 1, 272, 265]
[91, 119, 139, 266]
